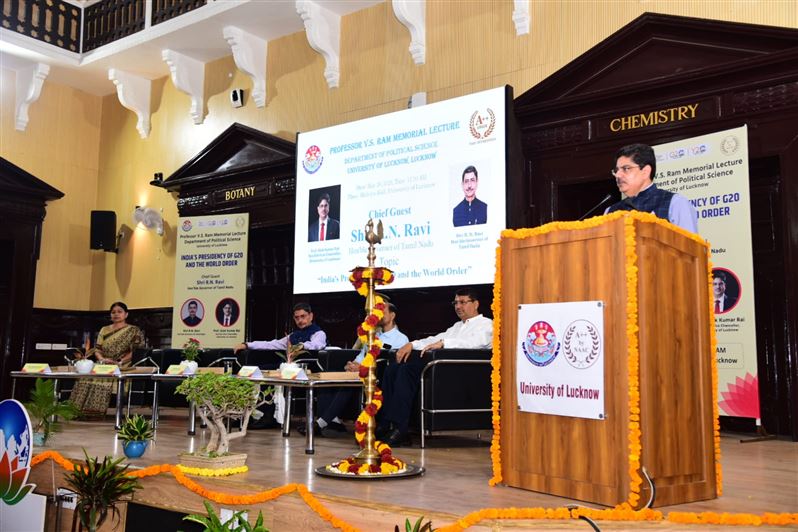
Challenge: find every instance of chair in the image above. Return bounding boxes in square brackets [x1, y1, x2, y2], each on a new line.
[126, 348, 160, 416]
[417, 348, 492, 448]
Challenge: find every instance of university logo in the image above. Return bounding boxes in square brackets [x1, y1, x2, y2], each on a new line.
[562, 320, 601, 369]
[302, 145, 323, 174]
[521, 321, 560, 367]
[720, 135, 740, 156]
[469, 108, 496, 140]
[0, 399, 36, 505]
[182, 219, 193, 232]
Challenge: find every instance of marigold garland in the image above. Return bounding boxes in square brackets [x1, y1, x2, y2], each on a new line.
[29, 452, 798, 530]
[623, 216, 643, 505]
[344, 266, 406, 475]
[176, 464, 249, 477]
[488, 244, 503, 486]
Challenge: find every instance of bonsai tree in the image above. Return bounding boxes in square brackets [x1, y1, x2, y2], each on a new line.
[64, 451, 141, 532]
[176, 373, 271, 455]
[24, 378, 79, 444]
[184, 500, 268, 532]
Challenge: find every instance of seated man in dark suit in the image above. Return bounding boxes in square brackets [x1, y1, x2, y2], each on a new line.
[377, 287, 493, 446]
[308, 193, 340, 242]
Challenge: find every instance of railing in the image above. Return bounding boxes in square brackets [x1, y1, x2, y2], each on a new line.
[83, 0, 146, 52]
[151, 0, 206, 26]
[1, 0, 209, 53]
[1, 0, 81, 52]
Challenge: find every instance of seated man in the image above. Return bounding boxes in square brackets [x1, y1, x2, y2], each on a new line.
[300, 301, 408, 437]
[233, 302, 326, 429]
[378, 288, 493, 446]
[233, 302, 327, 355]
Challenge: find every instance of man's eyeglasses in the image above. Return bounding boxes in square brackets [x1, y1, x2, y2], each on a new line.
[611, 164, 640, 177]
[452, 299, 474, 306]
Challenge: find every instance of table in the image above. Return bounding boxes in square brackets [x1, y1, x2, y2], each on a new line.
[251, 373, 363, 454]
[150, 372, 363, 453]
[10, 368, 157, 430]
[149, 373, 199, 434]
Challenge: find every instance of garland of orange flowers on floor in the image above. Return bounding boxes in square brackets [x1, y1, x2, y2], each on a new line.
[29, 451, 796, 529]
[326, 267, 405, 475]
[489, 211, 722, 507]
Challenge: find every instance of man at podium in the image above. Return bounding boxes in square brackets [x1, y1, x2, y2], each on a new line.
[605, 143, 698, 233]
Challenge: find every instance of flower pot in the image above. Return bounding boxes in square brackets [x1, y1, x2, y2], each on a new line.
[182, 360, 199, 374]
[123, 440, 148, 458]
[32, 432, 46, 446]
[74, 359, 94, 374]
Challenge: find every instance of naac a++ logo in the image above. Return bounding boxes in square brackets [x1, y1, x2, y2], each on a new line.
[469, 108, 496, 141]
[720, 135, 740, 156]
[562, 320, 601, 369]
[302, 145, 323, 174]
[522, 321, 559, 367]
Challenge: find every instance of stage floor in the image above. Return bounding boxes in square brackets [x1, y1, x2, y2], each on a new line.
[31, 408, 798, 531]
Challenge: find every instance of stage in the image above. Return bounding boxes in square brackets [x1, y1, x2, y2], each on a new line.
[27, 409, 798, 531]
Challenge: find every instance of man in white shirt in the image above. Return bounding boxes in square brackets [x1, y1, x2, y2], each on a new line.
[378, 288, 493, 446]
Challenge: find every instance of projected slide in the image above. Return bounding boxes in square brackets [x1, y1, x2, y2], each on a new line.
[294, 86, 508, 294]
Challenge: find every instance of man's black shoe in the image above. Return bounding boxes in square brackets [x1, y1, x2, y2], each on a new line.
[297, 420, 326, 437]
[327, 421, 347, 433]
[248, 418, 280, 430]
[375, 424, 391, 441]
[384, 428, 411, 448]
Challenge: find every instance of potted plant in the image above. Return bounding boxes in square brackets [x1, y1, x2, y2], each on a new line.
[24, 378, 79, 446]
[175, 373, 271, 469]
[184, 500, 268, 531]
[182, 337, 201, 374]
[64, 450, 141, 532]
[118, 414, 154, 459]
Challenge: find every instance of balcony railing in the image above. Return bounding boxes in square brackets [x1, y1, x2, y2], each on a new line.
[1, 0, 209, 54]
[1, 0, 81, 52]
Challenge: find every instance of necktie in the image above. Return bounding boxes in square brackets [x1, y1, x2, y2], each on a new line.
[224, 317, 229, 326]
[320, 222, 325, 241]
[714, 300, 720, 313]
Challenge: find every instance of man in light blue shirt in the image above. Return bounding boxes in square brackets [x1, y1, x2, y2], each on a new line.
[300, 302, 408, 437]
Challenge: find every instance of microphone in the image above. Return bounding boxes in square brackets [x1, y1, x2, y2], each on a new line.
[578, 194, 615, 221]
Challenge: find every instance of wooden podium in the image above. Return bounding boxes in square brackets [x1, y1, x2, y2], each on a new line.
[497, 213, 717, 507]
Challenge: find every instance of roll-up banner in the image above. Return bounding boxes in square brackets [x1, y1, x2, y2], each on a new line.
[654, 126, 759, 419]
[171, 214, 249, 349]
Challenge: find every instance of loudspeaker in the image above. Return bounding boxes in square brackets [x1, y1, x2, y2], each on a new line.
[90, 210, 117, 251]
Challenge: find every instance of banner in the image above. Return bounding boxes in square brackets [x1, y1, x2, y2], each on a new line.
[516, 301, 605, 420]
[654, 126, 759, 419]
[172, 214, 249, 349]
[294, 86, 507, 293]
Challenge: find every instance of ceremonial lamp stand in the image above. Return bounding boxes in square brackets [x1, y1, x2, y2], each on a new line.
[316, 219, 424, 479]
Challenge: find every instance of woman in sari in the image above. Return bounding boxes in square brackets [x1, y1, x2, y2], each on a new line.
[71, 302, 145, 416]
